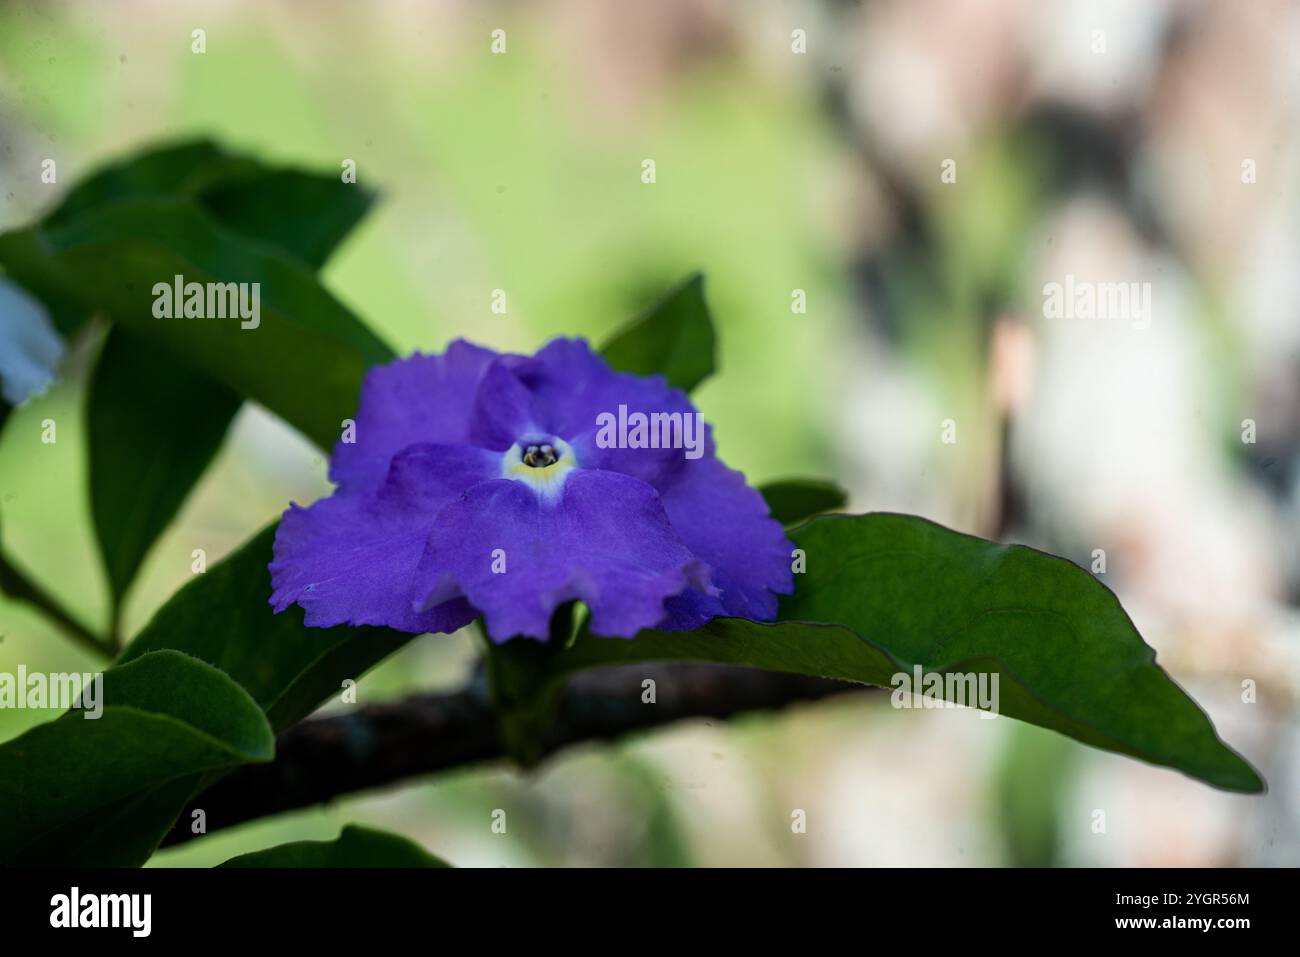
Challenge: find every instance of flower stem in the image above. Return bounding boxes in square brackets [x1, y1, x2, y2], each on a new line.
[0, 547, 113, 661]
[478, 608, 576, 766]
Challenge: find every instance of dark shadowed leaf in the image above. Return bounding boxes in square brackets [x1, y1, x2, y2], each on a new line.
[0, 650, 274, 864]
[758, 478, 848, 526]
[552, 513, 1263, 793]
[88, 327, 241, 610]
[600, 272, 715, 392]
[218, 824, 450, 868]
[16, 775, 210, 868]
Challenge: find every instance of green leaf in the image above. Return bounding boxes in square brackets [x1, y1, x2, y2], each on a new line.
[21, 775, 211, 868]
[71, 525, 418, 864]
[88, 327, 241, 610]
[47, 139, 375, 270]
[0, 227, 91, 336]
[64, 142, 375, 610]
[600, 272, 716, 392]
[550, 513, 1263, 793]
[47, 140, 232, 225]
[18, 514, 411, 865]
[758, 478, 848, 526]
[118, 523, 414, 732]
[14, 198, 392, 448]
[217, 824, 451, 868]
[2, 136, 370, 373]
[0, 649, 274, 864]
[198, 168, 375, 270]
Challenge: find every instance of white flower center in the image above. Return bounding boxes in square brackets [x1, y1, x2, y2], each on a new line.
[501, 436, 577, 501]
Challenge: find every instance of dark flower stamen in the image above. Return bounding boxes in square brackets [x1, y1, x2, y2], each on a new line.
[522, 443, 558, 468]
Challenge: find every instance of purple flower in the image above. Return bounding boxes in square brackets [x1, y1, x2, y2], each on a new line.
[269, 338, 794, 641]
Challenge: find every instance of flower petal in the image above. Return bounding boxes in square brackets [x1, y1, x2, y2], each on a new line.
[329, 340, 499, 493]
[412, 469, 715, 640]
[270, 443, 496, 632]
[466, 354, 544, 450]
[0, 276, 65, 406]
[275, 337, 794, 643]
[514, 338, 709, 487]
[656, 456, 794, 627]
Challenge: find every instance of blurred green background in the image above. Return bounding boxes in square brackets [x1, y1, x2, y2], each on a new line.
[1, 0, 1296, 866]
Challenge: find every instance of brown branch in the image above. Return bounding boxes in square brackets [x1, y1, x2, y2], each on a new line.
[163, 663, 868, 847]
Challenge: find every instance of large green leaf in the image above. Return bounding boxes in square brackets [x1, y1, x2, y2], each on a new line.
[217, 824, 450, 868]
[6, 140, 372, 333]
[90, 527, 421, 863]
[600, 272, 715, 392]
[0, 141, 385, 453]
[47, 140, 232, 225]
[19, 775, 212, 868]
[3, 198, 393, 448]
[0, 649, 274, 863]
[88, 327, 241, 610]
[61, 142, 376, 612]
[549, 513, 1262, 793]
[758, 478, 848, 526]
[118, 523, 414, 732]
[0, 227, 91, 336]
[198, 168, 375, 270]
[47, 525, 415, 866]
[57, 522, 416, 868]
[48, 139, 376, 270]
